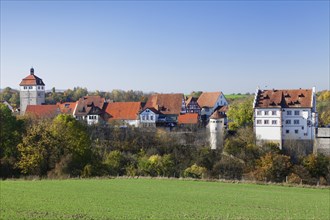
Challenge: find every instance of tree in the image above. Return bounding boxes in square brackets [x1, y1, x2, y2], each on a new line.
[104, 150, 125, 175]
[212, 156, 244, 180]
[254, 152, 291, 182]
[226, 97, 254, 130]
[303, 154, 330, 180]
[0, 104, 24, 177]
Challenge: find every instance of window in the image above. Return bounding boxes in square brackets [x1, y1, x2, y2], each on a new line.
[146, 109, 150, 112]
[285, 120, 291, 124]
[146, 115, 149, 120]
[29, 86, 32, 89]
[256, 120, 262, 124]
[264, 120, 269, 124]
[38, 86, 40, 89]
[295, 130, 298, 134]
[272, 111, 277, 115]
[286, 130, 290, 134]
[264, 111, 269, 115]
[150, 116, 153, 120]
[287, 110, 292, 115]
[272, 120, 277, 125]
[294, 110, 299, 116]
[294, 120, 299, 125]
[142, 116, 145, 120]
[257, 111, 262, 116]
[24, 86, 27, 89]
[41, 86, 44, 89]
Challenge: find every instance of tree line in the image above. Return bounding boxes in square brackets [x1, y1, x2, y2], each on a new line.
[1, 102, 329, 185]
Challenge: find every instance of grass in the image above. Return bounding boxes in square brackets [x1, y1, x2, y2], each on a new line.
[1, 178, 329, 219]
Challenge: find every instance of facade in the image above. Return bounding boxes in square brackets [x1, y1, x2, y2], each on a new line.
[185, 97, 201, 114]
[139, 108, 160, 128]
[19, 68, 45, 115]
[253, 88, 318, 149]
[144, 93, 186, 126]
[209, 111, 225, 150]
[105, 102, 141, 127]
[197, 92, 228, 121]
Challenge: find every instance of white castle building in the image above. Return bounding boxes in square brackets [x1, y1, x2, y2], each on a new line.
[253, 87, 318, 149]
[209, 111, 225, 150]
[19, 68, 46, 115]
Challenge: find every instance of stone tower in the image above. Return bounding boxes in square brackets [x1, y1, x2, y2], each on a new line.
[209, 111, 225, 150]
[19, 68, 45, 115]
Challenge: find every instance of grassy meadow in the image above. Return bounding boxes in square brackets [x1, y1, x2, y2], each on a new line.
[0, 178, 329, 219]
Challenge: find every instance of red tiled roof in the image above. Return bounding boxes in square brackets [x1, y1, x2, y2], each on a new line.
[25, 105, 60, 118]
[106, 102, 141, 120]
[56, 102, 77, 114]
[197, 92, 222, 108]
[185, 96, 198, 105]
[255, 89, 313, 108]
[178, 113, 199, 124]
[19, 74, 45, 86]
[144, 93, 184, 115]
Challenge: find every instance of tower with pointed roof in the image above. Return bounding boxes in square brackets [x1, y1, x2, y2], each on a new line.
[209, 111, 225, 150]
[19, 68, 45, 115]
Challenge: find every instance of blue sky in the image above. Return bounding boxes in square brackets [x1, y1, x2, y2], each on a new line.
[1, 1, 329, 94]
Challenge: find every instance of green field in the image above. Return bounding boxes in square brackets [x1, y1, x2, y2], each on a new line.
[1, 178, 329, 219]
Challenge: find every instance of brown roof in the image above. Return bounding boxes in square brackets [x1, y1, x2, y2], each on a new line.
[197, 92, 222, 108]
[144, 93, 184, 115]
[57, 102, 77, 114]
[210, 111, 226, 119]
[25, 105, 60, 118]
[105, 102, 141, 120]
[178, 113, 199, 124]
[74, 96, 105, 116]
[19, 69, 45, 86]
[255, 89, 313, 108]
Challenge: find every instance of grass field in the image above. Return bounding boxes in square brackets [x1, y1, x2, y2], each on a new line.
[1, 178, 329, 219]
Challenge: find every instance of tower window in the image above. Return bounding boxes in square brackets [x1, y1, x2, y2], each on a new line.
[24, 86, 27, 89]
[29, 86, 32, 89]
[287, 111, 292, 115]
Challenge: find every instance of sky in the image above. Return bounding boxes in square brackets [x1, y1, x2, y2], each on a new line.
[1, 1, 329, 94]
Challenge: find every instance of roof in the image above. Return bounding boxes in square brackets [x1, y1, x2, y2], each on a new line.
[210, 111, 226, 120]
[105, 102, 141, 120]
[19, 68, 45, 86]
[144, 93, 184, 115]
[216, 105, 228, 113]
[141, 107, 161, 114]
[178, 113, 199, 124]
[57, 102, 77, 114]
[74, 96, 105, 116]
[197, 92, 222, 108]
[25, 105, 60, 118]
[254, 89, 313, 108]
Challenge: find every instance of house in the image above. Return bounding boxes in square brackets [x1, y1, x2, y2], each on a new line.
[19, 68, 45, 115]
[139, 107, 160, 128]
[178, 113, 199, 127]
[144, 93, 186, 126]
[105, 102, 141, 127]
[57, 102, 77, 115]
[73, 96, 108, 125]
[25, 105, 60, 118]
[185, 97, 201, 114]
[253, 87, 318, 149]
[197, 92, 228, 121]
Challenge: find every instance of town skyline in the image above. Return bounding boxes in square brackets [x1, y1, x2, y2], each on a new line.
[1, 1, 329, 93]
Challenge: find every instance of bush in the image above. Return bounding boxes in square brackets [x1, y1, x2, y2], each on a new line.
[212, 156, 244, 180]
[184, 164, 207, 179]
[287, 173, 302, 184]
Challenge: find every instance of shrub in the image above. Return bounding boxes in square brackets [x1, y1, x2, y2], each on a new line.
[184, 164, 207, 179]
[212, 156, 244, 180]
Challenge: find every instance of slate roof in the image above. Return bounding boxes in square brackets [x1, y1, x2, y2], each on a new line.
[178, 113, 199, 124]
[144, 93, 184, 115]
[105, 102, 141, 120]
[19, 68, 45, 86]
[254, 89, 313, 108]
[197, 92, 222, 108]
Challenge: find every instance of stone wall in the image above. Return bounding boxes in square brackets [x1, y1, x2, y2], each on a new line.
[314, 128, 330, 155]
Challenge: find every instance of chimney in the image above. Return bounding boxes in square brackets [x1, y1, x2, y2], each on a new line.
[30, 67, 34, 75]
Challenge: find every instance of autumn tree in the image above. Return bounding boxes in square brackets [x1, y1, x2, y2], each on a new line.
[226, 97, 254, 130]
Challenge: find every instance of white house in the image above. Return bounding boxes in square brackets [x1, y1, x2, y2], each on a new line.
[197, 92, 228, 120]
[253, 87, 318, 149]
[139, 107, 160, 127]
